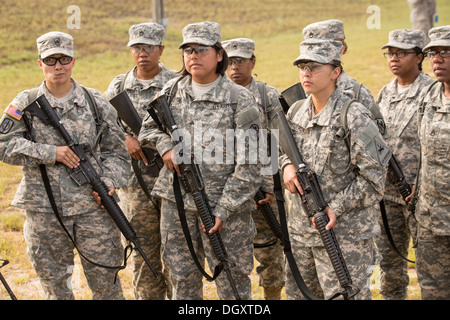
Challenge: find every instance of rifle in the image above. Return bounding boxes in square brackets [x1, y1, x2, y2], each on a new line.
[254, 189, 283, 243]
[148, 93, 241, 300]
[0, 259, 17, 300]
[23, 94, 158, 278]
[109, 91, 164, 178]
[279, 82, 306, 114]
[270, 102, 358, 300]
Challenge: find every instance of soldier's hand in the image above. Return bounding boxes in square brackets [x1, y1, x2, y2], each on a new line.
[92, 187, 115, 209]
[162, 149, 181, 176]
[283, 164, 304, 194]
[56, 146, 80, 168]
[404, 184, 417, 203]
[125, 135, 148, 165]
[202, 216, 223, 235]
[312, 206, 337, 230]
[256, 192, 274, 207]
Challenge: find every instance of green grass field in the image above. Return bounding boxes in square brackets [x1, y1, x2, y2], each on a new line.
[0, 0, 448, 300]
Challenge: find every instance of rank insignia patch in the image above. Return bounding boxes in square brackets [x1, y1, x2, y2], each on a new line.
[6, 105, 23, 121]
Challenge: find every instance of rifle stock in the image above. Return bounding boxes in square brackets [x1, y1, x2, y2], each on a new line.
[24, 95, 158, 277]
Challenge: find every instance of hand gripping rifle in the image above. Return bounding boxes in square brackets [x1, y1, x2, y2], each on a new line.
[253, 189, 283, 243]
[109, 91, 164, 178]
[148, 93, 241, 300]
[0, 259, 17, 300]
[270, 103, 359, 300]
[23, 95, 158, 278]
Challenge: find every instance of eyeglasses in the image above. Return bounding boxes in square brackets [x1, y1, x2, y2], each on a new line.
[183, 46, 212, 56]
[229, 57, 250, 66]
[296, 62, 327, 73]
[131, 45, 159, 54]
[383, 51, 416, 59]
[41, 56, 73, 66]
[426, 49, 450, 59]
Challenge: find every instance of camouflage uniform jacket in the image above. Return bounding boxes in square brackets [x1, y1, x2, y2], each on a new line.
[245, 77, 283, 194]
[139, 75, 263, 222]
[417, 81, 450, 235]
[0, 79, 129, 216]
[377, 71, 433, 204]
[280, 89, 389, 246]
[105, 64, 176, 189]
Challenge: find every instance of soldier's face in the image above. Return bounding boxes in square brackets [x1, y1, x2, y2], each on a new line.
[183, 44, 223, 84]
[131, 44, 164, 73]
[386, 47, 422, 78]
[38, 54, 75, 86]
[429, 46, 450, 84]
[226, 57, 255, 86]
[299, 62, 340, 95]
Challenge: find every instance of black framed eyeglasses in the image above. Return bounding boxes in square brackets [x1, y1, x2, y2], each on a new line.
[383, 51, 416, 59]
[41, 56, 73, 66]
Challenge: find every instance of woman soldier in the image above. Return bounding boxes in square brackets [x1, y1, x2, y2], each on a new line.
[138, 21, 262, 300]
[281, 39, 389, 300]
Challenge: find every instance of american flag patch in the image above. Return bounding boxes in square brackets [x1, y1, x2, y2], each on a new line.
[6, 105, 23, 120]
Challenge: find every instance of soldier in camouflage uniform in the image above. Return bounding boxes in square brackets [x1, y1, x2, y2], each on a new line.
[105, 22, 175, 300]
[138, 22, 262, 300]
[415, 25, 450, 300]
[281, 39, 389, 300]
[376, 29, 433, 300]
[302, 20, 385, 134]
[0, 32, 129, 299]
[222, 37, 285, 300]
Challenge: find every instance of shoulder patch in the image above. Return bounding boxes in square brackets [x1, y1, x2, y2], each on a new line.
[0, 118, 14, 134]
[5, 104, 23, 120]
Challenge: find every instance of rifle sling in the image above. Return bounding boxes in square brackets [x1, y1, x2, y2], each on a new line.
[379, 199, 415, 263]
[172, 173, 223, 282]
[273, 171, 322, 300]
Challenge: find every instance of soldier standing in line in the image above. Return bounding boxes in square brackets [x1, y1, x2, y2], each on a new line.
[376, 29, 433, 300]
[415, 25, 450, 300]
[105, 22, 175, 300]
[281, 39, 389, 300]
[222, 37, 285, 300]
[302, 20, 386, 134]
[0, 32, 129, 299]
[138, 21, 262, 300]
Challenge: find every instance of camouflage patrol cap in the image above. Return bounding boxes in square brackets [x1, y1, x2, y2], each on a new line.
[179, 21, 221, 48]
[222, 38, 255, 58]
[127, 23, 165, 47]
[423, 25, 450, 51]
[381, 29, 425, 50]
[302, 19, 345, 40]
[293, 39, 343, 65]
[36, 31, 74, 59]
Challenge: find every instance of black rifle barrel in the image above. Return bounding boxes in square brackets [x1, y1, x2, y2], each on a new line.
[25, 95, 158, 277]
[0, 260, 17, 300]
[254, 189, 283, 240]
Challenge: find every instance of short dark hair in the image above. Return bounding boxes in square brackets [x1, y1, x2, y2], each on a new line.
[413, 46, 424, 71]
[179, 43, 229, 77]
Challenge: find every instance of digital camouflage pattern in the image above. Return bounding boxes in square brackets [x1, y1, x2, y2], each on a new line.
[416, 80, 450, 299]
[139, 74, 262, 299]
[127, 22, 165, 47]
[423, 25, 450, 51]
[36, 31, 74, 59]
[293, 39, 343, 66]
[178, 21, 221, 48]
[105, 64, 176, 300]
[222, 38, 255, 59]
[280, 89, 389, 299]
[375, 70, 433, 300]
[302, 19, 346, 40]
[381, 29, 426, 50]
[0, 79, 130, 299]
[245, 78, 285, 291]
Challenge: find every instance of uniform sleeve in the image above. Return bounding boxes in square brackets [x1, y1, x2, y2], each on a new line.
[91, 90, 130, 189]
[0, 91, 57, 167]
[327, 105, 390, 216]
[213, 88, 263, 221]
